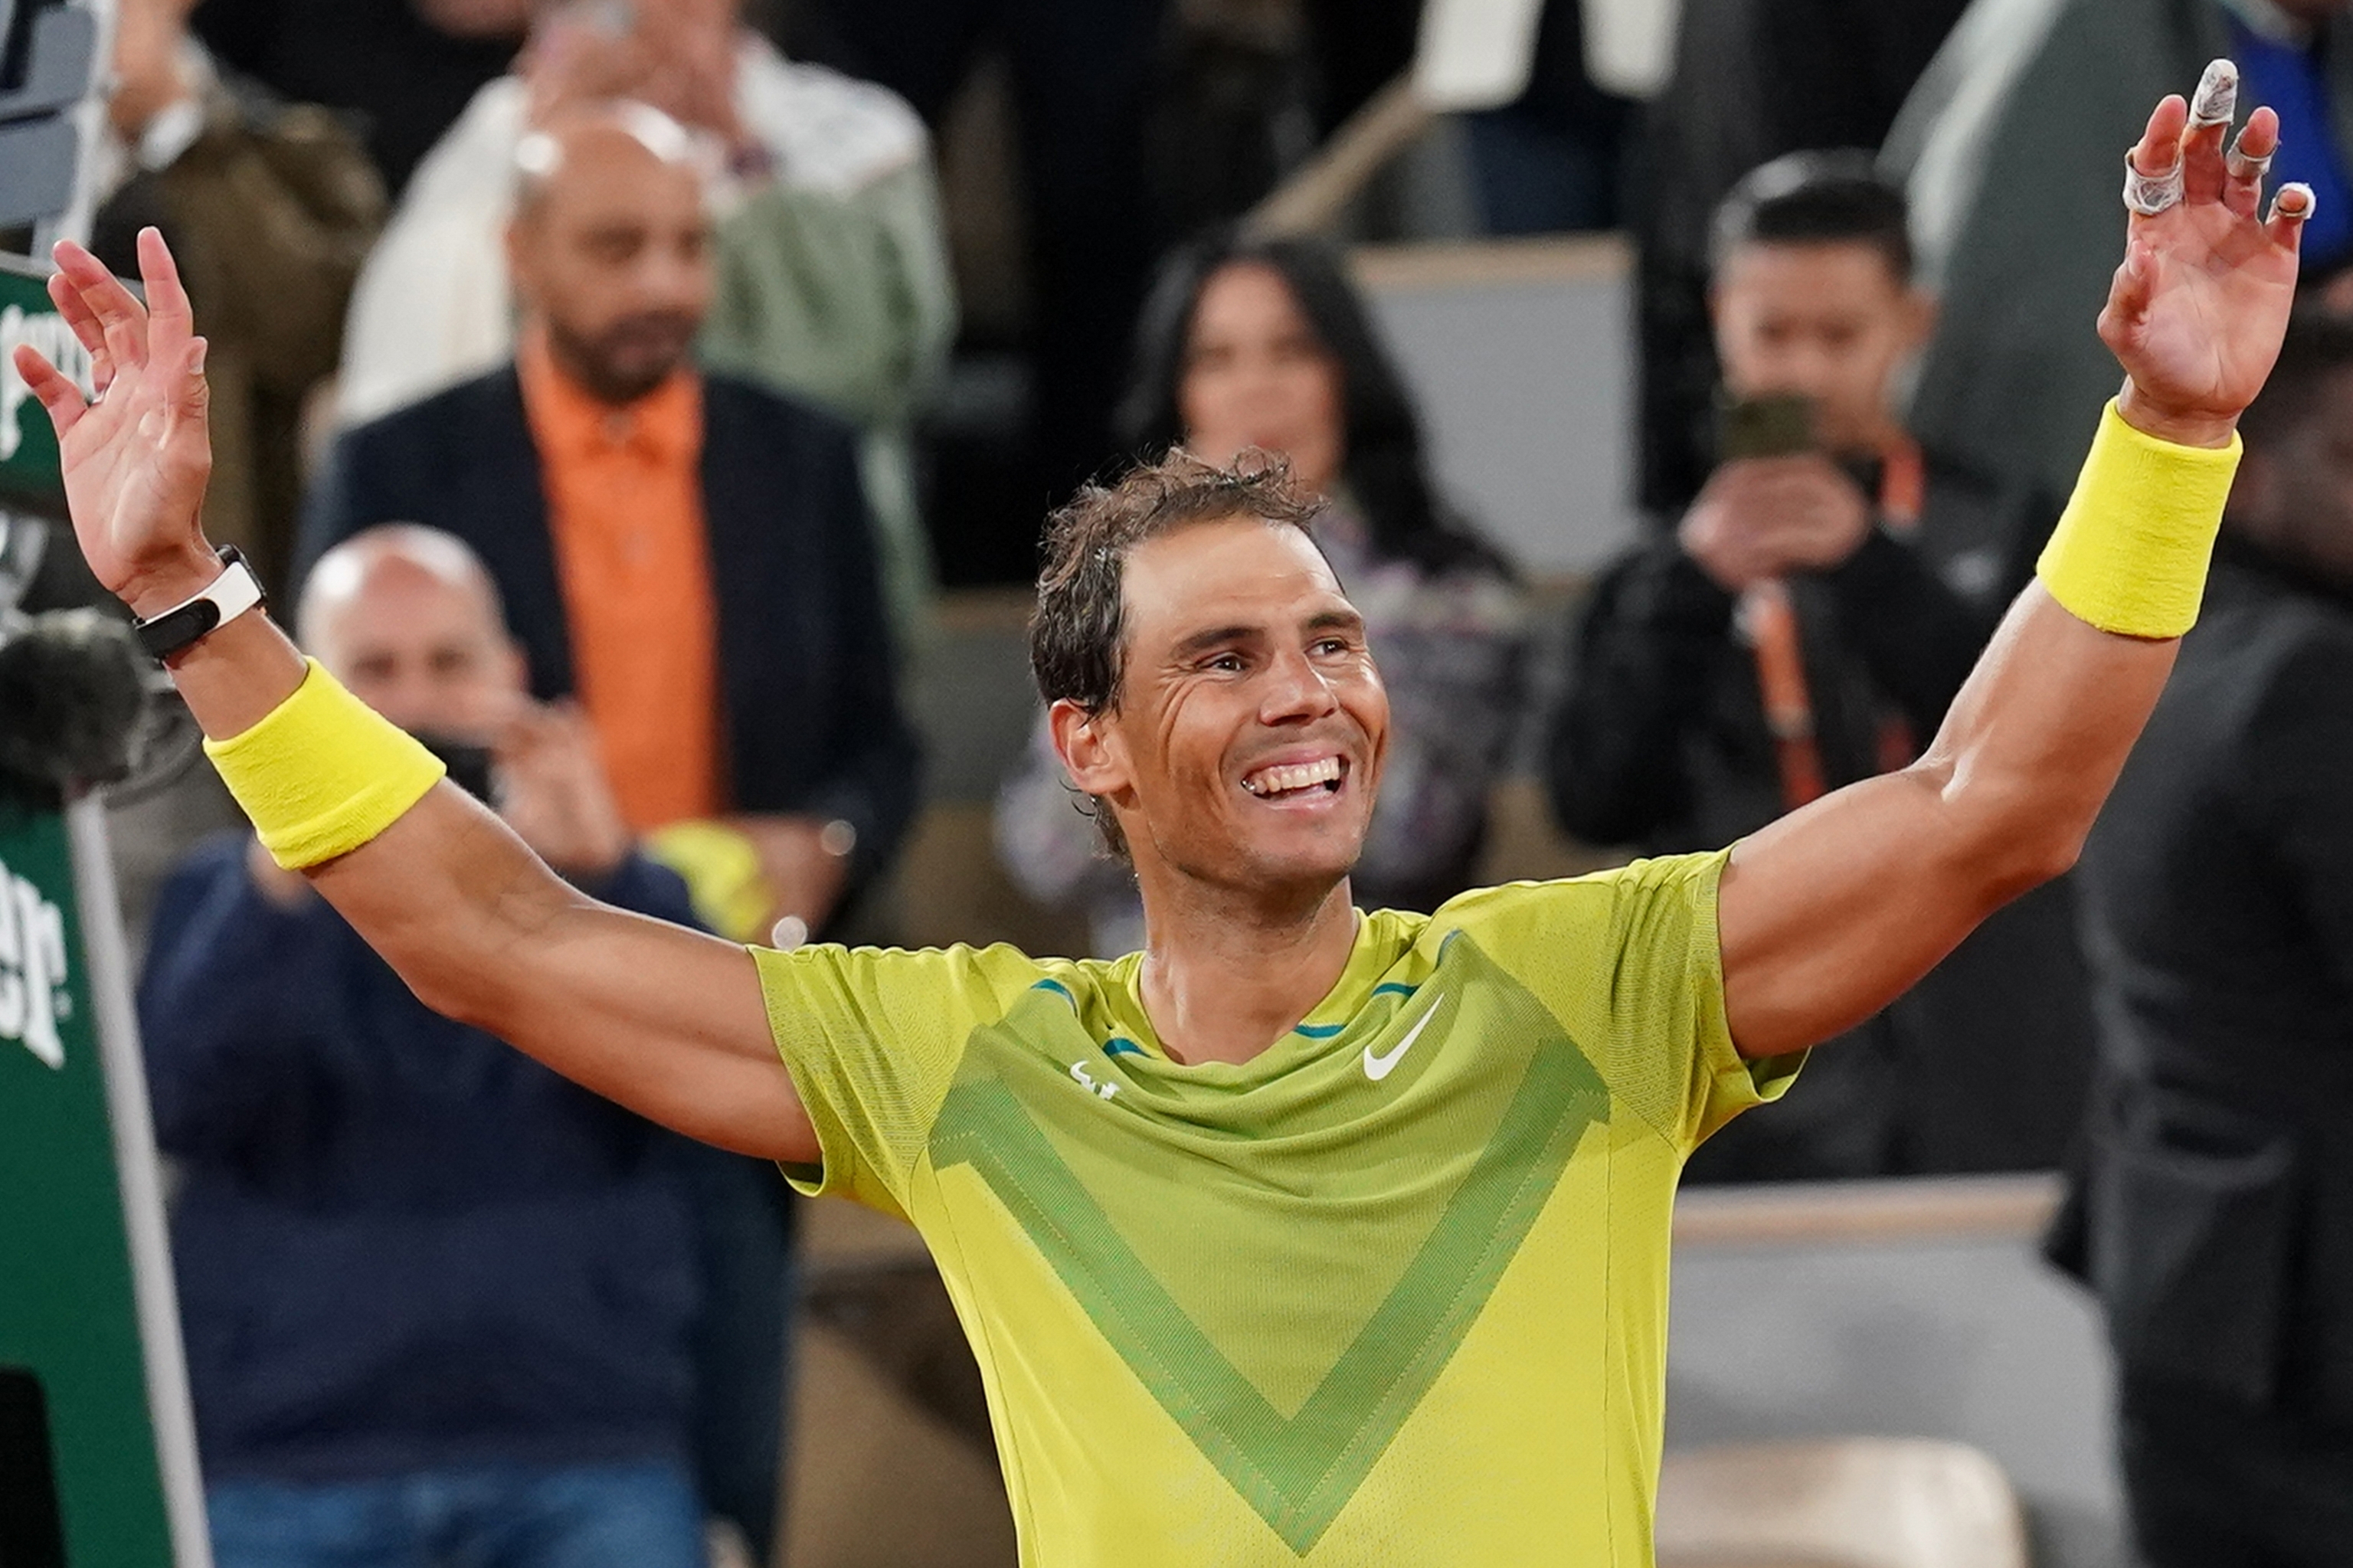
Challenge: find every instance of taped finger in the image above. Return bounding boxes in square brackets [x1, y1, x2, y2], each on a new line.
[2270, 180, 2316, 228]
[2188, 57, 2239, 129]
[2125, 149, 2186, 216]
[2226, 129, 2273, 185]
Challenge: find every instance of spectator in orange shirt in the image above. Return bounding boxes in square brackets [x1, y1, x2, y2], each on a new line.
[297, 102, 918, 948]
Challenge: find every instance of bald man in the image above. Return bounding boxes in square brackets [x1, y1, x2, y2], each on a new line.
[137, 525, 731, 1568]
[299, 104, 920, 952]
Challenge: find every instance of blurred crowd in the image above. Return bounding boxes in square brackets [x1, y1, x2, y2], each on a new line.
[30, 0, 2353, 1561]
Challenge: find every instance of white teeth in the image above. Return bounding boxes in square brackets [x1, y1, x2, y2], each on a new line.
[1243, 757, 1343, 797]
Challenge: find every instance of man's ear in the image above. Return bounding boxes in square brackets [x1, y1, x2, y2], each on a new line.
[503, 218, 535, 312]
[1048, 698, 1127, 797]
[1904, 286, 1939, 354]
[499, 635, 531, 698]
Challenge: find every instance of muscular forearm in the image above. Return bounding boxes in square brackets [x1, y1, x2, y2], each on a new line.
[306, 795, 775, 1139]
[138, 598, 813, 1157]
[154, 606, 593, 1034]
[1914, 584, 2175, 883]
[1719, 391, 2240, 1059]
[319, 779, 809, 1157]
[1721, 587, 2173, 1056]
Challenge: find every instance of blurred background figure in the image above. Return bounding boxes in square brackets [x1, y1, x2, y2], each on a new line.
[1899, 0, 2353, 513]
[790, 0, 1165, 505]
[996, 231, 1527, 956]
[93, 0, 387, 597]
[334, 0, 954, 645]
[139, 525, 724, 1568]
[1550, 154, 2090, 1180]
[303, 103, 920, 955]
[193, 0, 531, 197]
[1632, 0, 1972, 517]
[1455, 0, 1635, 234]
[2061, 314, 2353, 1568]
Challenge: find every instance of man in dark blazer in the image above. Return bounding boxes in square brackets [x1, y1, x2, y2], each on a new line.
[2064, 314, 2353, 1567]
[299, 100, 919, 951]
[293, 102, 921, 1563]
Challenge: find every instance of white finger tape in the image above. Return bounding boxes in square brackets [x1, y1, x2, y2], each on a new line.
[2189, 57, 2239, 128]
[2226, 142, 2273, 183]
[2124, 152, 2186, 216]
[2272, 182, 2318, 224]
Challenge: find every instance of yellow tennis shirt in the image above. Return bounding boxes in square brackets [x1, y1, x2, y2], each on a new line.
[756, 852, 1799, 1564]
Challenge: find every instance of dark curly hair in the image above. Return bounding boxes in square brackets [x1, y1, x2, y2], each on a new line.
[1028, 447, 1325, 856]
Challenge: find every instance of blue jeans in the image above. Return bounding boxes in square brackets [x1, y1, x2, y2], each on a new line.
[206, 1461, 705, 1568]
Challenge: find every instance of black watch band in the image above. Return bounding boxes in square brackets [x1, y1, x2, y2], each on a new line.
[133, 548, 267, 661]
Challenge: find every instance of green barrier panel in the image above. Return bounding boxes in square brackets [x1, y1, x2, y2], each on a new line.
[0, 254, 94, 522]
[0, 239, 209, 1566]
[0, 798, 172, 1565]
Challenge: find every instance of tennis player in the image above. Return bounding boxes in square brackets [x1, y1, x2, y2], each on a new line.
[18, 67, 2306, 1566]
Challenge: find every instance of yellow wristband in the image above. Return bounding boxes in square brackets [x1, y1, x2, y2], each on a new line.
[203, 659, 447, 869]
[645, 819, 771, 942]
[2035, 400, 2242, 639]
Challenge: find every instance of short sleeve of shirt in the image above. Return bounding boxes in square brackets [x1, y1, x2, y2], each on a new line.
[1432, 851, 1802, 1153]
[753, 942, 1049, 1215]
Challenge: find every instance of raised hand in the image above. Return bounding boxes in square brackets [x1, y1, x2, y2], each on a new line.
[2104, 61, 2307, 447]
[9, 229, 219, 617]
[1680, 455, 1872, 591]
[494, 699, 633, 881]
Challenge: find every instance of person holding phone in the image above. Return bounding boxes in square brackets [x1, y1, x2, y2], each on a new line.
[137, 525, 774, 1566]
[1548, 151, 2093, 1180]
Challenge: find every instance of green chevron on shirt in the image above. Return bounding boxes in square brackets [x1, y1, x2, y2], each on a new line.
[928, 952, 1608, 1554]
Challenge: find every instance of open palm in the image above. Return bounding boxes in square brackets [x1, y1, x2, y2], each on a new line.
[9, 229, 215, 610]
[2100, 82, 2306, 434]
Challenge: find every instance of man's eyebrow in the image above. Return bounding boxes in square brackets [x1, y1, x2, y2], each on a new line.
[1305, 607, 1366, 635]
[1169, 623, 1263, 660]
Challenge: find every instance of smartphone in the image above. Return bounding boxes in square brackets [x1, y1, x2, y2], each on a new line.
[1714, 392, 1817, 463]
[413, 733, 496, 804]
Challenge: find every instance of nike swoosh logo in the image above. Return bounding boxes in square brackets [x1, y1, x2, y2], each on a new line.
[1363, 997, 1442, 1082]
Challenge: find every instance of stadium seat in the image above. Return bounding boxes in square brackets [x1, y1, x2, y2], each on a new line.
[1655, 1438, 2030, 1568]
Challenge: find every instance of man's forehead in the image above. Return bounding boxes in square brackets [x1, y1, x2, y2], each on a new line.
[1122, 517, 1347, 626]
[302, 542, 505, 650]
[1719, 240, 1903, 300]
[520, 111, 706, 223]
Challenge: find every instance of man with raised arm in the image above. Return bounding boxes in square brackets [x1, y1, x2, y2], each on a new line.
[16, 64, 2309, 1567]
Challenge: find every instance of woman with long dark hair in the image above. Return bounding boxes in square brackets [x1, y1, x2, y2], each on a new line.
[996, 230, 1530, 954]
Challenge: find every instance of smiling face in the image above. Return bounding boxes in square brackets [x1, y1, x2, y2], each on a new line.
[1052, 516, 1389, 902]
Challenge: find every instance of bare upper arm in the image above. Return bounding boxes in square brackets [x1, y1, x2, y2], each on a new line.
[309, 783, 820, 1163]
[1716, 769, 1998, 1060]
[490, 902, 821, 1163]
[1716, 588, 2176, 1060]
